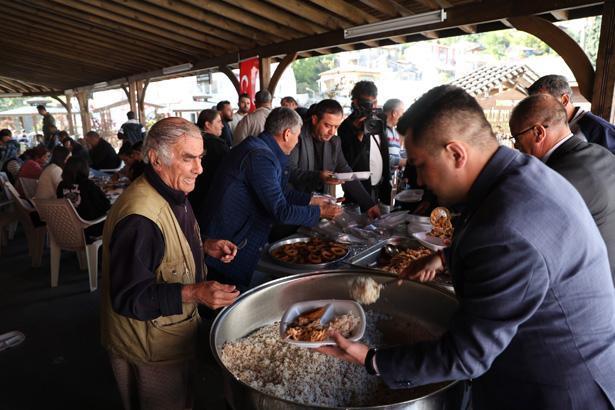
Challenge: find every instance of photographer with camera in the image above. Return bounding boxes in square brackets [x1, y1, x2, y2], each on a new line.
[339, 81, 392, 207]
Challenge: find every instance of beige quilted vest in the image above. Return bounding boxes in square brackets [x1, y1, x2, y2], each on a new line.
[100, 175, 201, 364]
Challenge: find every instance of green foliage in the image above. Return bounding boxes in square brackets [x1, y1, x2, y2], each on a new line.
[292, 55, 336, 94]
[0, 97, 28, 112]
[582, 16, 601, 67]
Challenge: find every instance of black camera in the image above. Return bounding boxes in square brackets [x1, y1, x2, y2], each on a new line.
[353, 98, 384, 137]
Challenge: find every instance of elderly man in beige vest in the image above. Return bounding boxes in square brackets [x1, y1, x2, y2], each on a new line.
[101, 117, 240, 410]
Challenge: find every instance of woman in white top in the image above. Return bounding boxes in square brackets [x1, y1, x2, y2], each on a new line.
[34, 146, 70, 199]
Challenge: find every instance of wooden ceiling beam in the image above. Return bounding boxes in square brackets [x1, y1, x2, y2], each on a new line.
[0, 40, 134, 74]
[61, 0, 216, 54]
[459, 24, 477, 34]
[2, 9, 171, 67]
[421, 31, 440, 39]
[308, 0, 379, 25]
[219, 0, 327, 35]
[262, 0, 352, 29]
[1, 30, 153, 73]
[31, 0, 203, 56]
[0, 48, 122, 80]
[359, 0, 399, 17]
[182, 0, 300, 40]
[6, 1, 190, 61]
[385, 0, 415, 16]
[0, 63, 86, 89]
[0, 79, 30, 94]
[109, 0, 251, 47]
[550, 10, 570, 20]
[338, 44, 357, 51]
[390, 35, 408, 44]
[143, 0, 276, 44]
[82, 0, 227, 51]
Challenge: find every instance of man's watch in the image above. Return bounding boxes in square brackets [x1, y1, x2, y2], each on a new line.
[365, 348, 379, 376]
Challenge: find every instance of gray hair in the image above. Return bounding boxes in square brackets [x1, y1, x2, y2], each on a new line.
[142, 117, 201, 165]
[528, 75, 573, 99]
[264, 107, 303, 136]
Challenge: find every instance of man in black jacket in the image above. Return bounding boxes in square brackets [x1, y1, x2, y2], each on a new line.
[510, 93, 615, 278]
[339, 81, 391, 205]
[288, 99, 380, 218]
[85, 131, 121, 171]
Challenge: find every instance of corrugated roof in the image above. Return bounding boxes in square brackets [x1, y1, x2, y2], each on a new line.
[452, 64, 540, 97]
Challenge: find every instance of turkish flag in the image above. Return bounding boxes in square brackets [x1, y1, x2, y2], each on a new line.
[239, 57, 259, 113]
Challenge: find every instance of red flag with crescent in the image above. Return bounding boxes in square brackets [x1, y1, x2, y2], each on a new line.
[239, 57, 259, 113]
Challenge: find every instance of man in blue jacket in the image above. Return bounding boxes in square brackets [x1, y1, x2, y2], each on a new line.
[318, 85, 615, 410]
[200, 108, 342, 290]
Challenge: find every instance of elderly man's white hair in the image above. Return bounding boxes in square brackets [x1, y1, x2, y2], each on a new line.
[142, 117, 201, 165]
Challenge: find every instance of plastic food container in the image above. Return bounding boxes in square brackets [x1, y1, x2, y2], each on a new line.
[333, 171, 371, 181]
[279, 299, 366, 348]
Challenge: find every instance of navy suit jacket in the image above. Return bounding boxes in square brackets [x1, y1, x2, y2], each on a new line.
[375, 147, 615, 410]
[546, 136, 615, 277]
[200, 132, 320, 289]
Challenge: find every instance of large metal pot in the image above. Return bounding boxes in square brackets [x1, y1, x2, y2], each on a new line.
[210, 270, 468, 410]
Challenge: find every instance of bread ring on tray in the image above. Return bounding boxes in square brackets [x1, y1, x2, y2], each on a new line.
[307, 254, 322, 264]
[330, 246, 347, 256]
[321, 250, 334, 260]
[286, 248, 298, 256]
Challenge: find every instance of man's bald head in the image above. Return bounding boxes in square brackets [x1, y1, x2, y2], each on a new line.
[510, 93, 568, 132]
[398, 85, 497, 154]
[509, 94, 571, 158]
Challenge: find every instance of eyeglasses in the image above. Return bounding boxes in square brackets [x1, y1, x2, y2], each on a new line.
[512, 124, 549, 140]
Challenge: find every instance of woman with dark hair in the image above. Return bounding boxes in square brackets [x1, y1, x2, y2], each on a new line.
[35, 146, 70, 199]
[56, 156, 110, 240]
[17, 145, 49, 180]
[188, 109, 229, 212]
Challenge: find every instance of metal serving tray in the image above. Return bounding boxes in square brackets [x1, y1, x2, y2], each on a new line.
[347, 236, 454, 292]
[268, 236, 350, 270]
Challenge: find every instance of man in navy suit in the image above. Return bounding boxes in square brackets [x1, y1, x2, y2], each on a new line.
[318, 86, 615, 409]
[510, 94, 615, 278]
[200, 108, 342, 290]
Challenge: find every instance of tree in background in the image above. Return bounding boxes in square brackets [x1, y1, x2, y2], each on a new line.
[292, 55, 336, 95]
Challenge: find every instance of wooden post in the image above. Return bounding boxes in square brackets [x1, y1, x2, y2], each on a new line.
[508, 16, 595, 101]
[218, 65, 240, 96]
[592, 0, 615, 122]
[268, 52, 298, 96]
[75, 89, 92, 136]
[127, 81, 138, 114]
[259, 57, 271, 91]
[136, 79, 149, 124]
[51, 94, 75, 135]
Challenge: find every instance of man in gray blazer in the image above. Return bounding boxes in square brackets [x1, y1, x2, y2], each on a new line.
[288, 99, 380, 218]
[510, 94, 615, 278]
[318, 86, 615, 410]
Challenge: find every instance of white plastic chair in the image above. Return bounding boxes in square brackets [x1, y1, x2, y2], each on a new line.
[3, 181, 46, 266]
[18, 177, 38, 200]
[0, 172, 17, 250]
[33, 198, 105, 292]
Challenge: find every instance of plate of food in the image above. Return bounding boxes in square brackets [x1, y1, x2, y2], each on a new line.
[332, 171, 371, 181]
[269, 236, 349, 268]
[412, 207, 453, 251]
[412, 232, 449, 251]
[279, 300, 366, 348]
